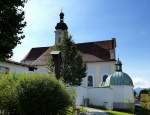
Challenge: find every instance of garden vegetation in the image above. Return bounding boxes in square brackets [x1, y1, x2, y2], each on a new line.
[0, 74, 73, 115]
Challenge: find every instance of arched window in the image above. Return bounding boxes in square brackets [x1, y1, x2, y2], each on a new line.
[103, 74, 108, 82]
[101, 74, 108, 86]
[88, 76, 93, 87]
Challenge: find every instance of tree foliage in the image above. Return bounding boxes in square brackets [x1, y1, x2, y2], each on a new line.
[139, 89, 150, 98]
[0, 73, 73, 115]
[0, 74, 18, 114]
[0, 0, 27, 60]
[49, 32, 86, 86]
[17, 74, 73, 115]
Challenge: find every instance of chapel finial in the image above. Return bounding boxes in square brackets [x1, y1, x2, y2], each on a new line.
[115, 58, 122, 72]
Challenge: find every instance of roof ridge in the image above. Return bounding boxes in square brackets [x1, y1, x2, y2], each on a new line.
[76, 39, 113, 45]
[29, 39, 113, 49]
[32, 46, 50, 49]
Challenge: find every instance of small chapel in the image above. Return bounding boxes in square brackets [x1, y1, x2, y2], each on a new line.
[21, 11, 134, 110]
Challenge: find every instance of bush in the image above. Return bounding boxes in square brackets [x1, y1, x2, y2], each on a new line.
[17, 74, 73, 115]
[0, 74, 18, 114]
[135, 106, 150, 115]
[0, 74, 73, 115]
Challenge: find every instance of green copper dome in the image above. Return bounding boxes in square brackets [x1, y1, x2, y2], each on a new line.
[108, 58, 133, 86]
[110, 72, 133, 86]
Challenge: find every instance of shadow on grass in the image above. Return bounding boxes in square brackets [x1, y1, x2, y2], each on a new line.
[135, 106, 150, 115]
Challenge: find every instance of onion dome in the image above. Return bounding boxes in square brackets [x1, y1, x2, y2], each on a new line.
[55, 11, 68, 30]
[109, 58, 133, 86]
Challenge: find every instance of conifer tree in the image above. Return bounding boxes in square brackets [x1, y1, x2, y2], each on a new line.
[49, 33, 86, 86]
[0, 0, 27, 60]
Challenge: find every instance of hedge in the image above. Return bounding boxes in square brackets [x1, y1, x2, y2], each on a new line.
[0, 73, 73, 115]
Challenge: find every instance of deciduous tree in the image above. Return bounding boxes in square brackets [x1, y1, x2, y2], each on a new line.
[0, 0, 27, 60]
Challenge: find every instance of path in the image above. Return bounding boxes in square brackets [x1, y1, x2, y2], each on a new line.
[82, 107, 108, 115]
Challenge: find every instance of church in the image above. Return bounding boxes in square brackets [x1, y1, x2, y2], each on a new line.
[21, 12, 134, 110]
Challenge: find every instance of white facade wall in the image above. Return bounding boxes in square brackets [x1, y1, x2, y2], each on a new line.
[82, 61, 115, 87]
[35, 65, 49, 74]
[112, 86, 134, 104]
[33, 61, 115, 77]
[0, 62, 48, 74]
[0, 62, 30, 73]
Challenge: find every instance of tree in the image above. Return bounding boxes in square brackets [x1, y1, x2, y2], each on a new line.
[0, 0, 27, 60]
[49, 33, 86, 86]
[139, 89, 149, 99]
[0, 74, 18, 114]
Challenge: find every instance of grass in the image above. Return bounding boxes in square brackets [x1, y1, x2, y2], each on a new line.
[88, 105, 134, 115]
[106, 110, 133, 115]
[80, 107, 87, 113]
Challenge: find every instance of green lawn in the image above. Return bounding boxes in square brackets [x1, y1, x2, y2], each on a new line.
[106, 110, 133, 115]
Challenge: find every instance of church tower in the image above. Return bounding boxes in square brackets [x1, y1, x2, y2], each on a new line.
[55, 11, 68, 44]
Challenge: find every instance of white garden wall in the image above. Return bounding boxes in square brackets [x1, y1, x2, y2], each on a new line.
[75, 86, 113, 109]
[74, 85, 134, 110]
[74, 86, 88, 106]
[87, 87, 113, 107]
[112, 86, 134, 103]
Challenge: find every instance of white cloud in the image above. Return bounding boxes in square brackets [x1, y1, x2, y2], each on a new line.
[133, 77, 150, 88]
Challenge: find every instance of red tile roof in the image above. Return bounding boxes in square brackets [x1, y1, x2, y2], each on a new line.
[77, 40, 115, 62]
[22, 47, 49, 61]
[22, 39, 116, 64]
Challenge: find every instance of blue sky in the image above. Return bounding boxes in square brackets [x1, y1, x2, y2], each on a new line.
[12, 0, 150, 88]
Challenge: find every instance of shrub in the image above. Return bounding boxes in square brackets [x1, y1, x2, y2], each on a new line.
[0, 74, 73, 115]
[135, 106, 150, 115]
[17, 74, 73, 115]
[0, 74, 18, 114]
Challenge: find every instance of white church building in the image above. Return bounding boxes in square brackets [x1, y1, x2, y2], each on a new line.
[21, 12, 134, 110]
[0, 12, 134, 110]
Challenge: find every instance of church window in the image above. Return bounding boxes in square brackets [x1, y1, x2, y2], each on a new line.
[88, 75, 93, 87]
[101, 74, 108, 86]
[103, 74, 108, 82]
